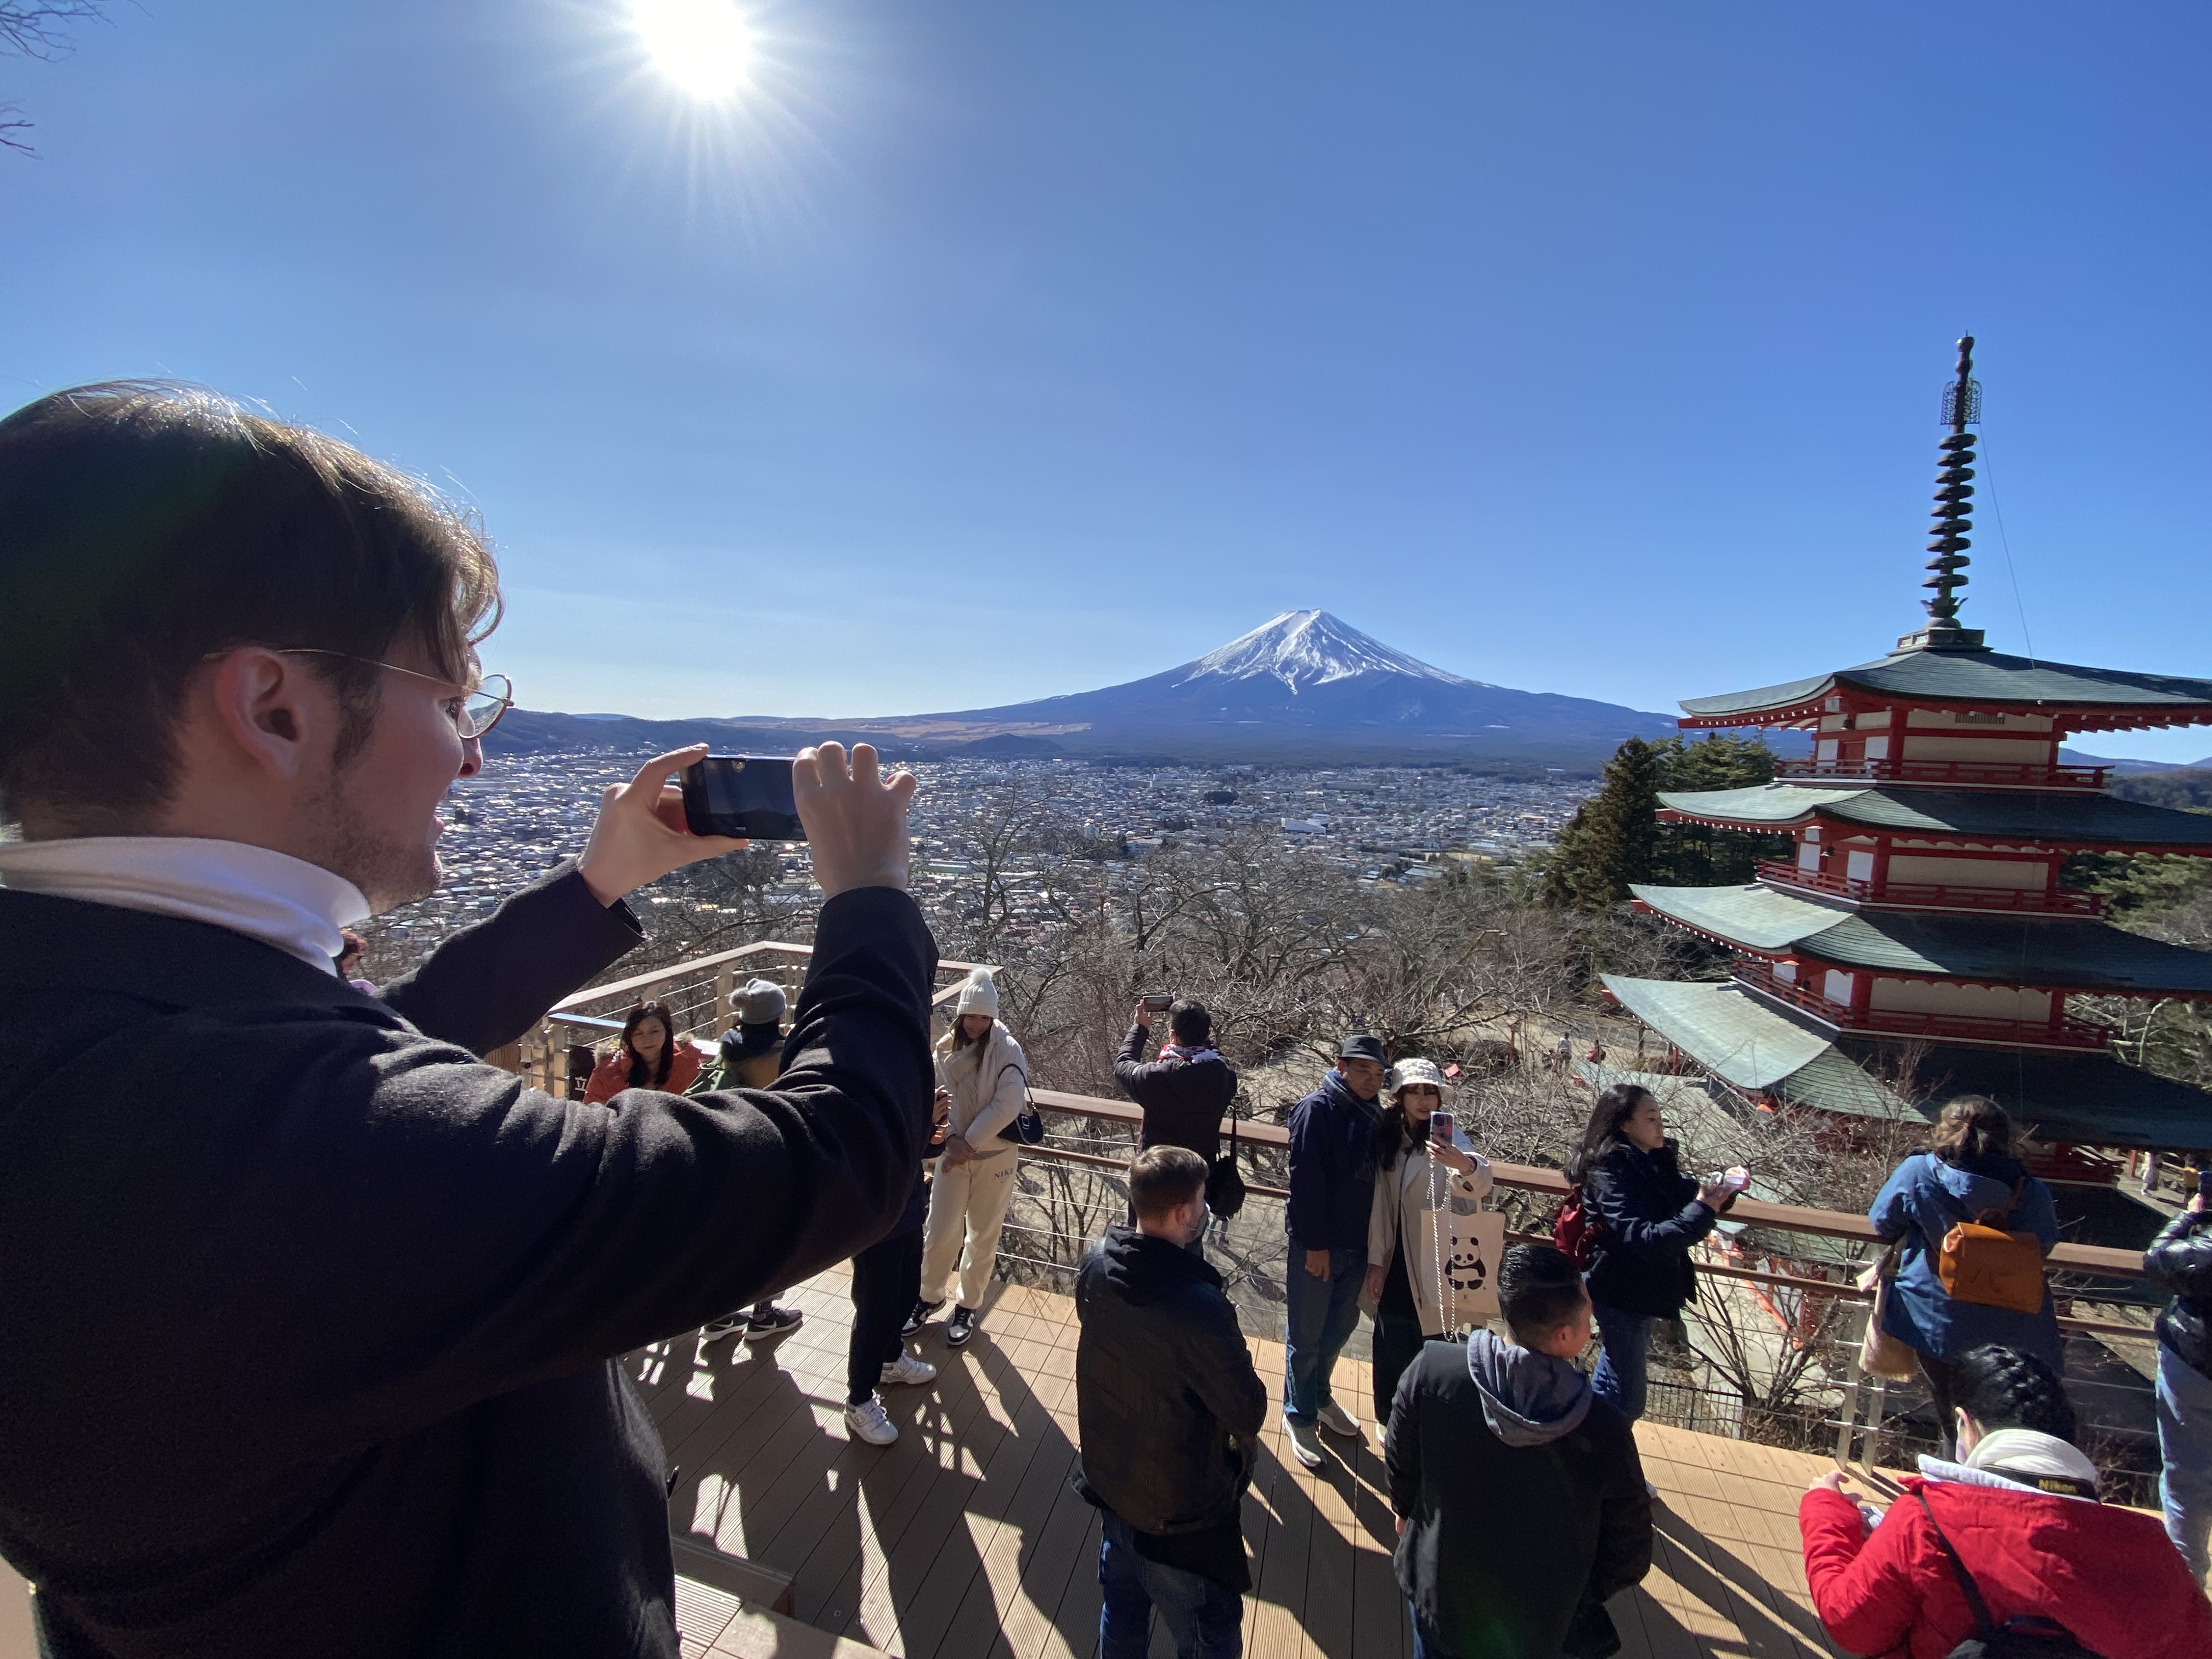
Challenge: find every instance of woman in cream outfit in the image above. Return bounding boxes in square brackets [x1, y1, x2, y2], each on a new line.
[1362, 1058, 1493, 1423]
[911, 972, 1029, 1347]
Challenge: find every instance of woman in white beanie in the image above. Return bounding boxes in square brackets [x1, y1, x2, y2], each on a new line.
[1361, 1058, 1492, 1424]
[909, 971, 1029, 1347]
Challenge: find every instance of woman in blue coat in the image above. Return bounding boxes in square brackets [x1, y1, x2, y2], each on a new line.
[1567, 1083, 1741, 1421]
[1869, 1096, 2061, 1455]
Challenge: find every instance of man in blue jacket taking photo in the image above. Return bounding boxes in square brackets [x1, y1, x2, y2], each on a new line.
[1283, 1031, 1386, 1469]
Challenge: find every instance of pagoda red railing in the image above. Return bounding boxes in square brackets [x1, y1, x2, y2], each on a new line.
[1731, 963, 2115, 1052]
[1756, 860, 2103, 917]
[1772, 757, 2109, 791]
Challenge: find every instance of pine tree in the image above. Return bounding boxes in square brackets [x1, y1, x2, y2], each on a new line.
[1540, 737, 1664, 911]
[1647, 734, 1783, 885]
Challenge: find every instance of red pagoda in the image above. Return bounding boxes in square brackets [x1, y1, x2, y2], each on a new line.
[1607, 338, 2212, 1154]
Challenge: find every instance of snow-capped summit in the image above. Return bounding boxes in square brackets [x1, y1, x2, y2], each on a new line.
[1177, 611, 1478, 693]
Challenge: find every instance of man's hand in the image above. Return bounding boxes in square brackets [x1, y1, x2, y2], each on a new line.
[795, 742, 916, 899]
[578, 744, 747, 906]
[942, 1133, 976, 1169]
[1131, 1004, 1152, 1031]
[1305, 1248, 1332, 1281]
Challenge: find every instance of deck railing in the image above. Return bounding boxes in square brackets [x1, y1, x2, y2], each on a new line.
[1731, 961, 2117, 1053]
[515, 941, 2166, 1500]
[1756, 860, 2104, 917]
[1772, 757, 2111, 791]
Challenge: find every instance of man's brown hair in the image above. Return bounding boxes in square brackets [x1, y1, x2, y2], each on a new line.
[0, 382, 501, 832]
[1128, 1144, 1208, 1224]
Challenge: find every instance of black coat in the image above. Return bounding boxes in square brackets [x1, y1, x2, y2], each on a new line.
[2150, 1207, 2212, 1378]
[1386, 1341, 1651, 1658]
[0, 864, 936, 1659]
[1582, 1139, 1717, 1319]
[1113, 1024, 1238, 1161]
[1074, 1227, 1266, 1536]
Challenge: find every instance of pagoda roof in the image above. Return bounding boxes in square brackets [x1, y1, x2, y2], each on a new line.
[1657, 781, 2212, 851]
[1632, 883, 2212, 995]
[1605, 973, 2212, 1148]
[1677, 645, 2212, 733]
[1600, 976, 1920, 1120]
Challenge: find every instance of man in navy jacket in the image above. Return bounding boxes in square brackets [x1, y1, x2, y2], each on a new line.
[1282, 1031, 1386, 1468]
[0, 384, 935, 1659]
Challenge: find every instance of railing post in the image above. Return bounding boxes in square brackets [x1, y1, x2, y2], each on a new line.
[713, 963, 736, 1037]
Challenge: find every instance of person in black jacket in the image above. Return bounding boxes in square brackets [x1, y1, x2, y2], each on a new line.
[1283, 1031, 1387, 1468]
[1565, 1083, 1738, 1422]
[2149, 1183, 2212, 1578]
[0, 383, 936, 1659]
[1114, 998, 1238, 1163]
[1387, 1244, 1651, 1659]
[1076, 1146, 1266, 1659]
[1114, 998, 1238, 1255]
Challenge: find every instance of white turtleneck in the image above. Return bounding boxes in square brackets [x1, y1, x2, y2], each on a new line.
[0, 837, 371, 974]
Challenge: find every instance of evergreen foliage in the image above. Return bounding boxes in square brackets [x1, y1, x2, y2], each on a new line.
[1539, 733, 1785, 911]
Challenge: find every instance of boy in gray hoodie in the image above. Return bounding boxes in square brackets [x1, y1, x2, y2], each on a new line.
[1385, 1245, 1652, 1658]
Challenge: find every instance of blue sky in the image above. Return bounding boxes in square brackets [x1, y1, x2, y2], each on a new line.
[7, 2, 2209, 757]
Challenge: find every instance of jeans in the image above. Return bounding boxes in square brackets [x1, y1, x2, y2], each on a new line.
[1589, 1302, 1655, 1423]
[848, 1227, 923, 1406]
[1099, 1509, 1243, 1659]
[1284, 1245, 1367, 1425]
[1409, 1612, 1455, 1659]
[2158, 1343, 2212, 1579]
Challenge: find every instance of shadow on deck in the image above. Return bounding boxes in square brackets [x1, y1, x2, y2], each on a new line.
[635, 1267, 1855, 1659]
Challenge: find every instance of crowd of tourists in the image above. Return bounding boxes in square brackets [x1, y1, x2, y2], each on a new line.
[2, 385, 2208, 1658]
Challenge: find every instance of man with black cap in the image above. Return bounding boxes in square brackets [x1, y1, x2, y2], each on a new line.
[696, 977, 806, 1345]
[1282, 1029, 1387, 1469]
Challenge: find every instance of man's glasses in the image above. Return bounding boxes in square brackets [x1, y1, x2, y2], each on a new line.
[205, 647, 515, 739]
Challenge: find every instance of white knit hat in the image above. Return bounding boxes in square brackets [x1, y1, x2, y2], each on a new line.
[953, 970, 1000, 1019]
[729, 977, 787, 1026]
[1388, 1058, 1446, 1096]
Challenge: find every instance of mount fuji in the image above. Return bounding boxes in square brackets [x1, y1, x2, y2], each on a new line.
[490, 610, 1680, 768]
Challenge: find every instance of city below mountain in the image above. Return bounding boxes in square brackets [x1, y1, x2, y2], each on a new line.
[486, 609, 2204, 774]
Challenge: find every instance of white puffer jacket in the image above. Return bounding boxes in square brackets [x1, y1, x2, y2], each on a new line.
[1369, 1136, 1494, 1336]
[935, 1020, 1028, 1150]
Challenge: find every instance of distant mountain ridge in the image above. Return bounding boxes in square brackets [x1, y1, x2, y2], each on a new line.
[486, 610, 2192, 772]
[488, 611, 1680, 769]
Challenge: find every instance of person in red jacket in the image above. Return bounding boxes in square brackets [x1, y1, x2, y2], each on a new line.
[1799, 1345, 2212, 1659]
[584, 999, 702, 1103]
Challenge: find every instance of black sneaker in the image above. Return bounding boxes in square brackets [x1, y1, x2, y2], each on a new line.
[901, 1299, 944, 1338]
[743, 1304, 804, 1343]
[701, 1310, 747, 1341]
[945, 1306, 978, 1347]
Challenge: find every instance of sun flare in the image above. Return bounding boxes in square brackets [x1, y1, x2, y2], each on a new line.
[634, 0, 752, 99]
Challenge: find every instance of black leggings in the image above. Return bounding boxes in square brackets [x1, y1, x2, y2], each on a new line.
[849, 1227, 924, 1406]
[1372, 1312, 1438, 1427]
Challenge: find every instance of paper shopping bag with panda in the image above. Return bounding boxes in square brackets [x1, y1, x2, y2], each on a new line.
[1437, 1209, 1505, 1332]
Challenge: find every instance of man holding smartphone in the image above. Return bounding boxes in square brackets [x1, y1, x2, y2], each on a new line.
[0, 385, 938, 1659]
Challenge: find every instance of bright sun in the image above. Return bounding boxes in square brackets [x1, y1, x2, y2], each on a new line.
[634, 0, 752, 99]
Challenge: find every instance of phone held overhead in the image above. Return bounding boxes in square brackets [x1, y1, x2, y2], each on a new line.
[681, 755, 805, 842]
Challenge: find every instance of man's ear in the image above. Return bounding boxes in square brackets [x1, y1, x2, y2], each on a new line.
[204, 649, 329, 781]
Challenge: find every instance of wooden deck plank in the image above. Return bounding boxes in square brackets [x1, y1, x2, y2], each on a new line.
[633, 1270, 1861, 1659]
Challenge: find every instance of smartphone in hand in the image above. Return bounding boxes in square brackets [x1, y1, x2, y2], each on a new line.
[1430, 1110, 1456, 1148]
[681, 755, 804, 841]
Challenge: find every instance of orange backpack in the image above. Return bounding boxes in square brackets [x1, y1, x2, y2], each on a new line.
[1937, 1179, 2047, 1314]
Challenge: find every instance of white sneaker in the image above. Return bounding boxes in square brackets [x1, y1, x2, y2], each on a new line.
[845, 1395, 898, 1446]
[1317, 1400, 1361, 1438]
[881, 1352, 938, 1388]
[1285, 1418, 1326, 1469]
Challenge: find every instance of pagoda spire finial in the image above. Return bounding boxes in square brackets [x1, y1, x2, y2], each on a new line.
[1898, 335, 1989, 652]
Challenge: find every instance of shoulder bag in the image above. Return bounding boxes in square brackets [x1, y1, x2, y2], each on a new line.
[1206, 1113, 1248, 1220]
[1938, 1178, 2047, 1315]
[991, 1062, 1046, 1147]
[1858, 1239, 1918, 1380]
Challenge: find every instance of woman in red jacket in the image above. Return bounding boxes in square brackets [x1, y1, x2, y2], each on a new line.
[584, 1000, 701, 1103]
[1800, 1345, 2212, 1659]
